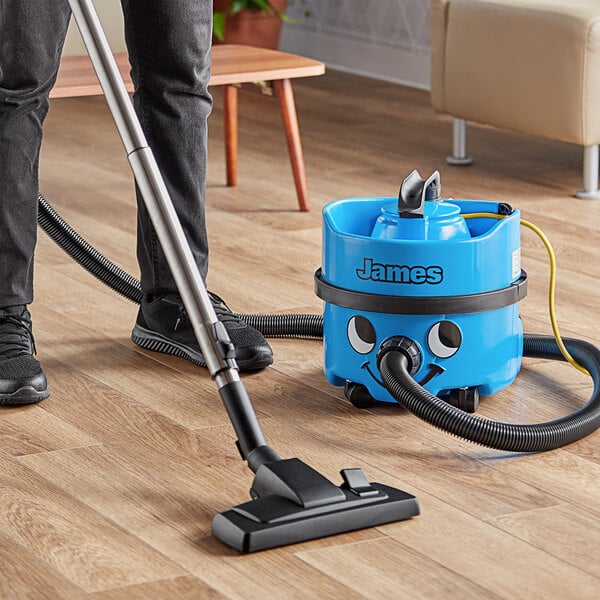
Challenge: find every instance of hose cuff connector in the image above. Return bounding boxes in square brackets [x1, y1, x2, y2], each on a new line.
[377, 336, 422, 376]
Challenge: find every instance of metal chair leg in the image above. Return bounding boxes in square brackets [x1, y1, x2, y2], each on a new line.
[576, 144, 600, 199]
[446, 118, 474, 166]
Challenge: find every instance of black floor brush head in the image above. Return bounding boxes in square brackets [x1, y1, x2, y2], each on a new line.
[212, 471, 419, 553]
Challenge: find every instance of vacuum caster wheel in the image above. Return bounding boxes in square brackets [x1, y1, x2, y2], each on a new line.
[344, 381, 378, 409]
[446, 386, 480, 413]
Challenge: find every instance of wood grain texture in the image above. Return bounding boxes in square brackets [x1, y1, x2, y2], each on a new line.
[0, 405, 98, 457]
[0, 456, 182, 593]
[296, 538, 502, 600]
[20, 444, 372, 600]
[50, 46, 325, 99]
[92, 576, 224, 600]
[0, 533, 89, 599]
[488, 504, 600, 578]
[0, 68, 596, 597]
[381, 493, 600, 600]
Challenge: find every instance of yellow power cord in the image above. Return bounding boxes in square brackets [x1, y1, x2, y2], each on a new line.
[464, 212, 590, 377]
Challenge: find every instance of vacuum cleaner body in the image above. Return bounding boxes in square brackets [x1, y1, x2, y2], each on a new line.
[316, 171, 527, 406]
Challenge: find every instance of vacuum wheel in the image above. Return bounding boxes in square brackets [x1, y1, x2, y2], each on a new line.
[446, 386, 480, 413]
[344, 381, 378, 408]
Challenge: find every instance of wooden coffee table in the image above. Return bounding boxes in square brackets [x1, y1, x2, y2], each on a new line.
[51, 44, 326, 211]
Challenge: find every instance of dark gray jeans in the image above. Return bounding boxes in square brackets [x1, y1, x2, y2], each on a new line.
[0, 0, 213, 306]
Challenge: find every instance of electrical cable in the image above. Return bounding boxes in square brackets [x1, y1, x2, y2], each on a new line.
[463, 212, 590, 376]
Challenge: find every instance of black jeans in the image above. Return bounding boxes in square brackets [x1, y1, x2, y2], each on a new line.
[0, 0, 213, 306]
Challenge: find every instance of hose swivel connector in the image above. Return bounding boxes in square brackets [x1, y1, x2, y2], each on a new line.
[377, 336, 422, 376]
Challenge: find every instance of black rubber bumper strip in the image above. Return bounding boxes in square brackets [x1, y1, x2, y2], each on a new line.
[314, 268, 528, 315]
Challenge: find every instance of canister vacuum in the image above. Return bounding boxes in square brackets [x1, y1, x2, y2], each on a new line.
[316, 169, 526, 411]
[315, 170, 600, 452]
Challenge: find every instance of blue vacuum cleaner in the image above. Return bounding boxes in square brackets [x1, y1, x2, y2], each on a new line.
[316, 170, 526, 409]
[41, 0, 600, 554]
[316, 170, 600, 452]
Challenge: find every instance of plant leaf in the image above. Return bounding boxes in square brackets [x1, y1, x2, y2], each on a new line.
[213, 11, 226, 40]
[230, 0, 273, 15]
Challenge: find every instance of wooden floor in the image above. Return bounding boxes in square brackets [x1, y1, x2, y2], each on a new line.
[2, 69, 599, 598]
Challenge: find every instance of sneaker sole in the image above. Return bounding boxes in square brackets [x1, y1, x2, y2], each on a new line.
[131, 324, 272, 372]
[0, 386, 50, 406]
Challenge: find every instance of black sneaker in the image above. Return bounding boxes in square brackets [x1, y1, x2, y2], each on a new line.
[0, 306, 50, 405]
[131, 292, 273, 372]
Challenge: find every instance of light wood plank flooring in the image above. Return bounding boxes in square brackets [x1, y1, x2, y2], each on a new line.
[1, 69, 598, 598]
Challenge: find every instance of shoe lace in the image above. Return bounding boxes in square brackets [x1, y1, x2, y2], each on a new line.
[0, 311, 36, 358]
[207, 291, 239, 324]
[172, 292, 239, 331]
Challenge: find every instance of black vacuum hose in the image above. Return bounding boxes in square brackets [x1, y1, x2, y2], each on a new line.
[37, 194, 323, 338]
[379, 336, 600, 452]
[38, 193, 600, 451]
[38, 194, 144, 304]
[234, 313, 323, 339]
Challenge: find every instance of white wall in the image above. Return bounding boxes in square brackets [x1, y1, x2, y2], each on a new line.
[280, 0, 430, 90]
[63, 0, 126, 56]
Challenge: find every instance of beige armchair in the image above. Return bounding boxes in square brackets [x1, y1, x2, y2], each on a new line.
[430, 0, 600, 198]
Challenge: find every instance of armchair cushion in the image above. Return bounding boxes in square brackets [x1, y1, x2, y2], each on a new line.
[430, 0, 600, 146]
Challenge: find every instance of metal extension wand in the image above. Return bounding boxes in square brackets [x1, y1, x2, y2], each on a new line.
[67, 0, 418, 552]
[67, 0, 274, 466]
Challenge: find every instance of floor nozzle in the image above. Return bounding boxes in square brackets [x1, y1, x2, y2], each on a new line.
[212, 458, 419, 552]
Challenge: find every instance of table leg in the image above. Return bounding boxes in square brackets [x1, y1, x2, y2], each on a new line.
[224, 84, 238, 187]
[273, 78, 310, 211]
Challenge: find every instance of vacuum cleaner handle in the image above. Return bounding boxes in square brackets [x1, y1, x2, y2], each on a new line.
[66, 1, 419, 552]
[67, 0, 273, 462]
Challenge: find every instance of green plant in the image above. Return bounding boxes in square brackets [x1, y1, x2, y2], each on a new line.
[213, 0, 309, 41]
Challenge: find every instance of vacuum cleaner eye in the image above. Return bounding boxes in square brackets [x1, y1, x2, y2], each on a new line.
[427, 321, 462, 358]
[347, 315, 376, 354]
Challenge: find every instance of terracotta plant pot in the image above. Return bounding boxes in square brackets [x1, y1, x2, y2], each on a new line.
[213, 0, 288, 49]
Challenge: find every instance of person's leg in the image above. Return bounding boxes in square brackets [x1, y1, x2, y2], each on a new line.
[122, 0, 273, 371]
[0, 0, 72, 306]
[0, 0, 72, 403]
[120, 0, 212, 295]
